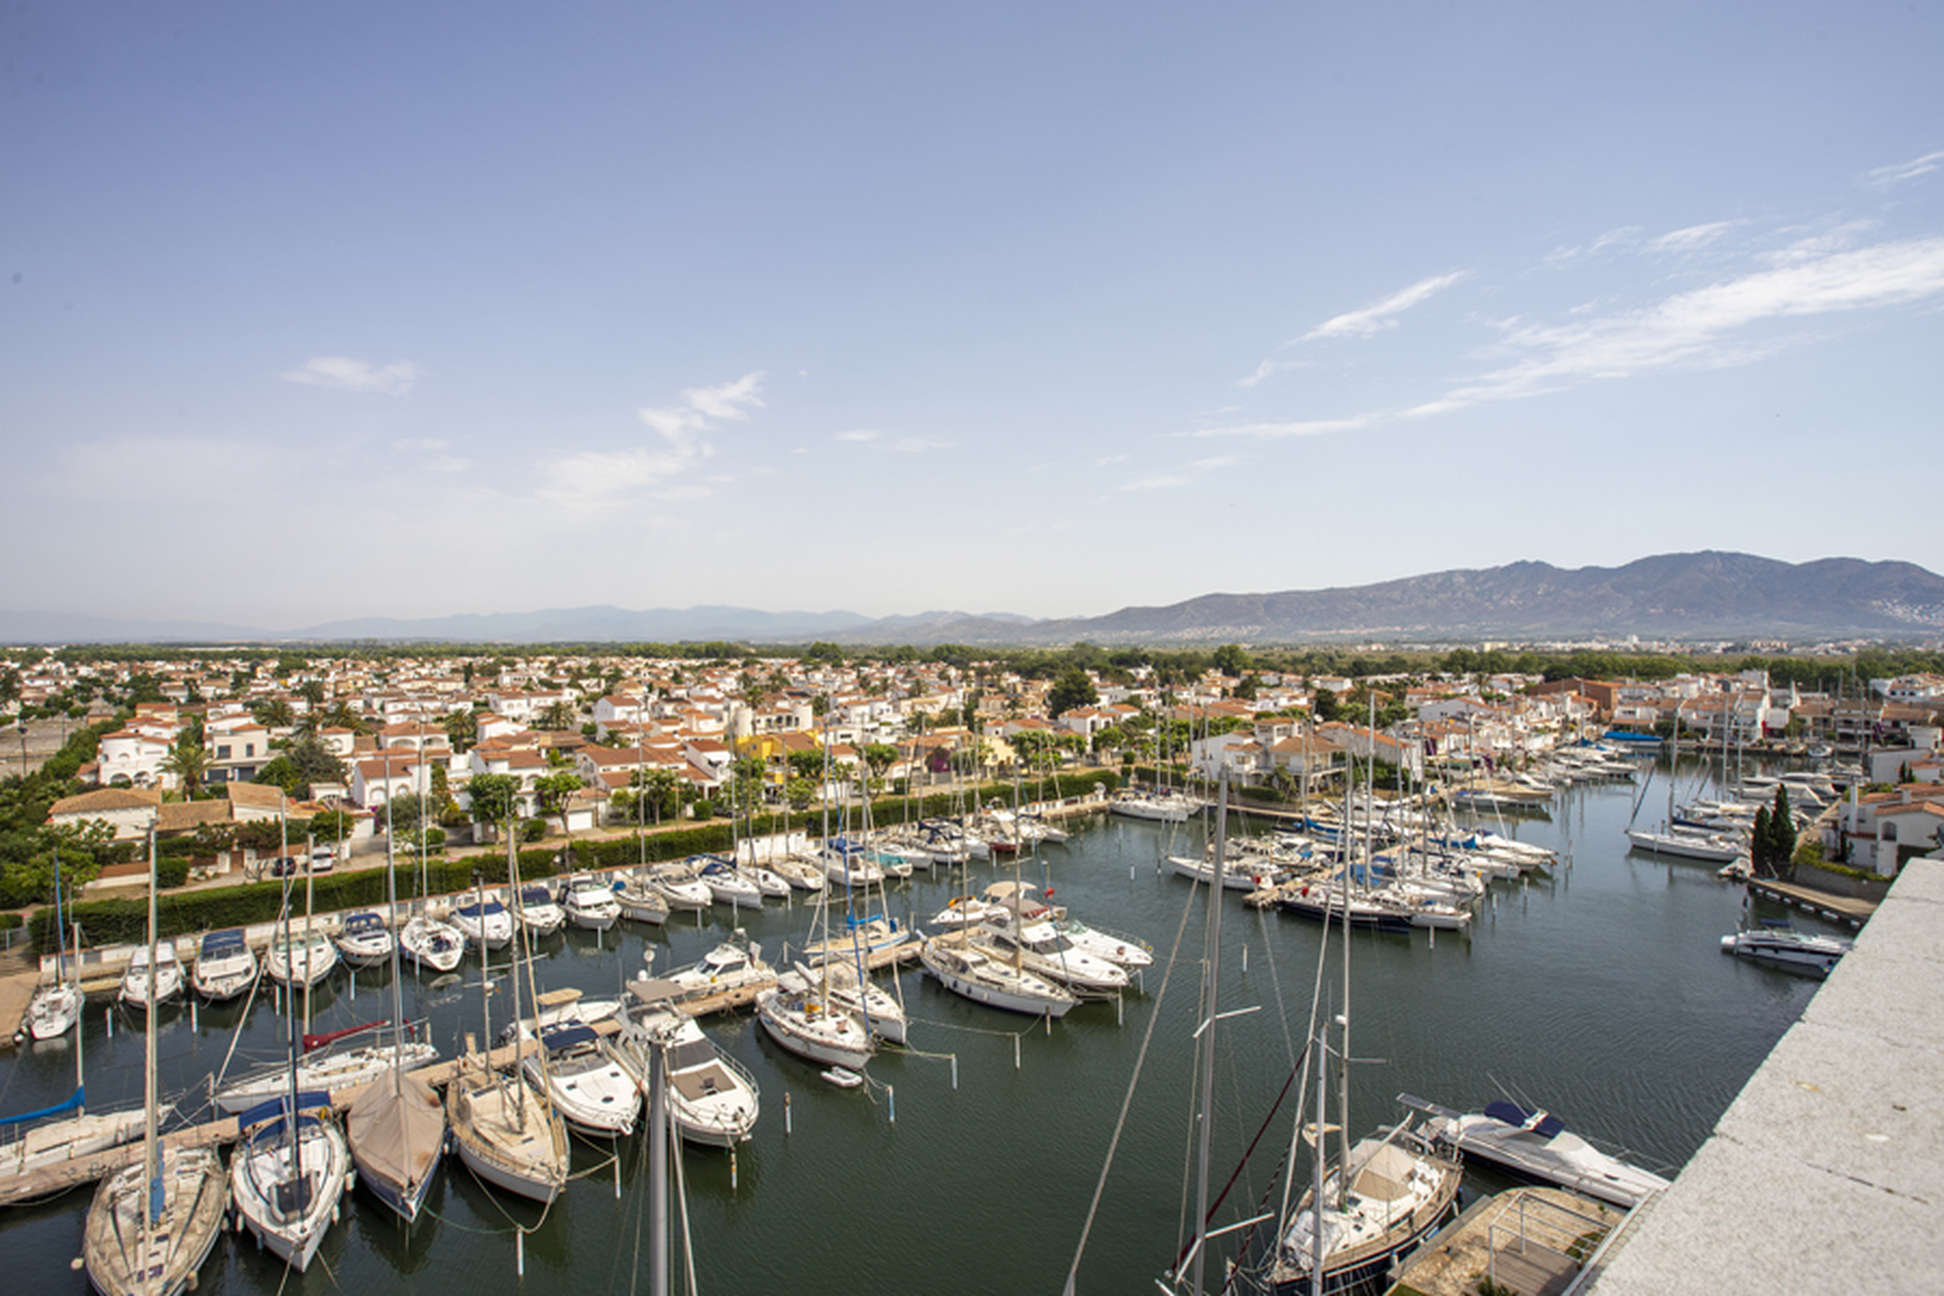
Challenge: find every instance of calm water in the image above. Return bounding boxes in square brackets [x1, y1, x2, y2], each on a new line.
[1, 758, 1840, 1294]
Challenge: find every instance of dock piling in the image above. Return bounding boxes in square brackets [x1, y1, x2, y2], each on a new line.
[784, 1091, 792, 1135]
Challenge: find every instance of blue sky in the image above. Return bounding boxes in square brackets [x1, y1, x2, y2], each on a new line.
[3, 3, 1940, 627]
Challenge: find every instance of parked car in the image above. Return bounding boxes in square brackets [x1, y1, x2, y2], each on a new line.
[309, 846, 336, 874]
[262, 855, 301, 879]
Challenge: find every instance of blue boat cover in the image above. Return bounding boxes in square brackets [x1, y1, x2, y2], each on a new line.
[1, 1084, 84, 1128]
[540, 1024, 599, 1053]
[1484, 1100, 1564, 1137]
[202, 928, 247, 953]
[343, 911, 384, 932]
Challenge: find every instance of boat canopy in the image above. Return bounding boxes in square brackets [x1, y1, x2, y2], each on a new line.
[201, 928, 247, 954]
[1483, 1100, 1563, 1138]
[540, 1024, 600, 1053]
[521, 885, 554, 904]
[343, 911, 385, 932]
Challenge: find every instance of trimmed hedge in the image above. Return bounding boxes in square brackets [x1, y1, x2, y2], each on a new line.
[0, 912, 21, 931]
[31, 770, 1120, 954]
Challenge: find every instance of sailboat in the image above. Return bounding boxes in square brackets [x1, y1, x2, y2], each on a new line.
[25, 842, 81, 1039]
[447, 828, 570, 1203]
[1262, 756, 1459, 1294]
[757, 740, 879, 1071]
[231, 811, 350, 1271]
[348, 798, 447, 1224]
[82, 831, 228, 1295]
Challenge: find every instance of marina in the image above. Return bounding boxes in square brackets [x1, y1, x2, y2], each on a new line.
[0, 759, 1860, 1292]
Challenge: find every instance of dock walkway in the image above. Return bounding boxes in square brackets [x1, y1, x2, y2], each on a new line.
[1386, 1186, 1623, 1296]
[1744, 876, 1875, 927]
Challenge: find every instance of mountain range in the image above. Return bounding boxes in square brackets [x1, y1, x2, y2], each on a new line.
[4, 552, 1941, 646]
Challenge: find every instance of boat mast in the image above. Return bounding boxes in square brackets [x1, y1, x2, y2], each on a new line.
[1337, 724, 1352, 1211]
[141, 830, 160, 1270]
[1187, 771, 1228, 1296]
[385, 786, 404, 1103]
[68, 838, 84, 1114]
[281, 794, 304, 1203]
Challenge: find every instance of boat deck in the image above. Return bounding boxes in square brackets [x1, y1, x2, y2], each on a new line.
[0, 1020, 620, 1205]
[1384, 1186, 1622, 1296]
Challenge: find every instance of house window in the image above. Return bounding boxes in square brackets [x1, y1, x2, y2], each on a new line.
[246, 743, 255, 757]
[217, 745, 232, 759]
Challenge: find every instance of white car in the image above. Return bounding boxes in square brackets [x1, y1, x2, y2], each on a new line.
[309, 846, 336, 874]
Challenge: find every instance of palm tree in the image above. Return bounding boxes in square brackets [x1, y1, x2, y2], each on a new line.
[162, 738, 209, 796]
[251, 698, 294, 728]
[539, 700, 576, 732]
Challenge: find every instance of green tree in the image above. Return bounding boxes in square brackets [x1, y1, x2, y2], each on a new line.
[255, 755, 307, 798]
[1767, 787, 1797, 877]
[805, 641, 844, 664]
[1213, 644, 1251, 676]
[539, 700, 576, 732]
[787, 749, 827, 782]
[445, 709, 478, 754]
[1311, 687, 1341, 723]
[251, 698, 294, 728]
[785, 776, 816, 810]
[467, 772, 522, 829]
[1752, 805, 1775, 876]
[298, 679, 326, 707]
[284, 733, 346, 788]
[861, 743, 899, 783]
[1046, 667, 1098, 719]
[162, 738, 210, 795]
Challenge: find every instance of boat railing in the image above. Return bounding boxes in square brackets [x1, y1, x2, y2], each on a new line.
[1486, 1191, 1619, 1295]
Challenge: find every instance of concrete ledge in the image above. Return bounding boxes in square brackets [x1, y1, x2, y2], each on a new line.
[1587, 859, 1944, 1294]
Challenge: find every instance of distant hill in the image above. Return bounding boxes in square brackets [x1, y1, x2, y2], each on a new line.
[943, 552, 1944, 645]
[5, 553, 1940, 646]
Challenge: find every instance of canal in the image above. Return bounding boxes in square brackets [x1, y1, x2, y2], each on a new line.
[0, 757, 1843, 1294]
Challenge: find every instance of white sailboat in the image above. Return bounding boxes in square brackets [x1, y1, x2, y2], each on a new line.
[25, 844, 81, 1039]
[400, 911, 466, 973]
[231, 808, 350, 1273]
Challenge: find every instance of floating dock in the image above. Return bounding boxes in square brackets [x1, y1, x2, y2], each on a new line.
[1384, 1185, 1625, 1296]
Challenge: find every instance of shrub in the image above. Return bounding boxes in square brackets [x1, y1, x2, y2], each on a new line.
[520, 818, 547, 843]
[156, 857, 192, 888]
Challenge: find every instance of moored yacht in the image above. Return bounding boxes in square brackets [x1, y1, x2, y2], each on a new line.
[334, 910, 395, 969]
[615, 990, 761, 1146]
[918, 929, 1078, 1017]
[1721, 918, 1853, 976]
[119, 942, 183, 1008]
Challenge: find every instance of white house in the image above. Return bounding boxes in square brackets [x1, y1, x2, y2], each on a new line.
[47, 787, 162, 841]
[350, 752, 430, 808]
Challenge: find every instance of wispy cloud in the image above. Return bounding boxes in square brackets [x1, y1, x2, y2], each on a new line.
[1762, 218, 1876, 267]
[1188, 415, 1373, 440]
[1240, 271, 1466, 387]
[1864, 149, 1944, 189]
[1303, 270, 1470, 341]
[1095, 452, 1130, 467]
[541, 371, 765, 511]
[1404, 236, 1944, 418]
[1117, 454, 1239, 492]
[833, 429, 953, 453]
[281, 356, 418, 395]
[1541, 225, 1644, 267]
[393, 436, 468, 473]
[1648, 220, 1742, 254]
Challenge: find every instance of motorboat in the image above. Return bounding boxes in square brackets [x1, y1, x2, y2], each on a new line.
[642, 858, 714, 911]
[698, 857, 765, 907]
[613, 869, 673, 924]
[333, 911, 395, 970]
[614, 991, 761, 1146]
[25, 978, 83, 1041]
[767, 854, 827, 891]
[400, 914, 465, 973]
[119, 942, 183, 1008]
[1054, 914, 1154, 970]
[557, 872, 621, 930]
[520, 1023, 641, 1137]
[800, 914, 912, 968]
[515, 883, 567, 935]
[1405, 1094, 1670, 1209]
[265, 927, 339, 987]
[1721, 919, 1854, 977]
[451, 895, 515, 949]
[918, 930, 1078, 1017]
[1169, 852, 1287, 891]
[191, 928, 259, 1000]
[970, 920, 1130, 998]
[229, 1094, 350, 1273]
[661, 930, 776, 1002]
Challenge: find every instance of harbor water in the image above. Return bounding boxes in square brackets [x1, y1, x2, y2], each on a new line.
[0, 759, 1843, 1293]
